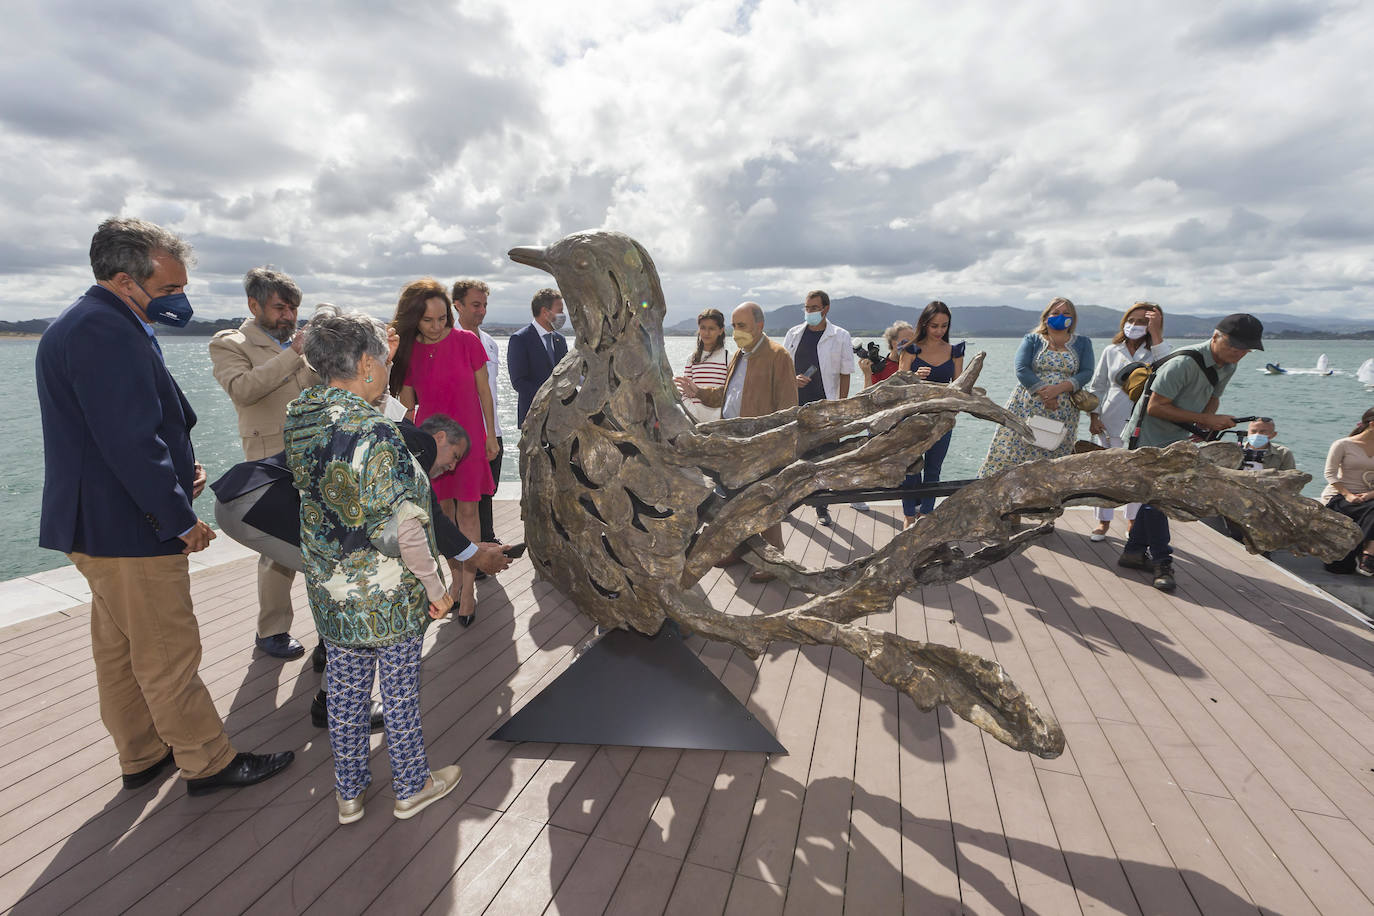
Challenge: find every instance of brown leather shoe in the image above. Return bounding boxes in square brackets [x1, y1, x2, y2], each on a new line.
[748, 570, 776, 583]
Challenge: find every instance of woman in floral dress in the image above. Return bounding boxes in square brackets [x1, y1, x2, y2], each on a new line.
[979, 297, 1093, 476]
[285, 306, 462, 825]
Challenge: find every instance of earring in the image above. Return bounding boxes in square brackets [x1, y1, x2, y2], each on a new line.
[366, 374, 374, 383]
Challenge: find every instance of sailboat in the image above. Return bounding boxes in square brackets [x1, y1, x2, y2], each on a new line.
[1358, 358, 1374, 387]
[1316, 353, 1333, 376]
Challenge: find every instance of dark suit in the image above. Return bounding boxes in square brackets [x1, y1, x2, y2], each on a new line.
[35, 283, 235, 780]
[507, 321, 567, 427]
[38, 285, 199, 556]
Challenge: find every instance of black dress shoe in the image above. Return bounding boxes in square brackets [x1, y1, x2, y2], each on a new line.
[312, 641, 327, 673]
[186, 751, 294, 797]
[256, 633, 305, 660]
[457, 611, 476, 627]
[122, 748, 175, 790]
[311, 690, 385, 733]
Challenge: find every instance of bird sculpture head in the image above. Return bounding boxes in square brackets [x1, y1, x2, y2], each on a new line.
[509, 230, 667, 353]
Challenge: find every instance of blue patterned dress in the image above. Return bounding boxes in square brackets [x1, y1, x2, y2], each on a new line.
[978, 347, 1082, 476]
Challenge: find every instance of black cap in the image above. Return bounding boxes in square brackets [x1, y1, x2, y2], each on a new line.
[1215, 313, 1264, 351]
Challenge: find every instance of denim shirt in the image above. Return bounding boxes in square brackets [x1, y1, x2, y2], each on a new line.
[1014, 332, 1094, 393]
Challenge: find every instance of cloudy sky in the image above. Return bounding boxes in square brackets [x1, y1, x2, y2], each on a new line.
[2, 0, 1371, 325]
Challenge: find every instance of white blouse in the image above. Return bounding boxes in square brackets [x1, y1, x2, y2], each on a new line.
[1087, 338, 1170, 441]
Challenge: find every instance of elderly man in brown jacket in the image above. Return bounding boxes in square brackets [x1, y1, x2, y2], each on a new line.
[209, 267, 319, 659]
[675, 301, 798, 581]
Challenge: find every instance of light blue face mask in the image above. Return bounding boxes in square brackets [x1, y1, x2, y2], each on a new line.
[1248, 433, 1270, 448]
[804, 311, 824, 327]
[1046, 314, 1072, 331]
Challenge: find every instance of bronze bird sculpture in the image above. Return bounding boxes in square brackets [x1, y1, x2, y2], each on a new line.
[509, 230, 1360, 760]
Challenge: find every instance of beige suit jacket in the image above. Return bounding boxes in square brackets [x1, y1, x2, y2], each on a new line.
[209, 319, 320, 459]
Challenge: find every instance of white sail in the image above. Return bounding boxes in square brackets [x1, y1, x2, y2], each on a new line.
[1316, 353, 1330, 373]
[1359, 358, 1374, 385]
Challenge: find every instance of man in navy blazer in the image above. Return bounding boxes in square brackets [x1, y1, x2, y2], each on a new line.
[506, 287, 567, 427]
[36, 217, 294, 797]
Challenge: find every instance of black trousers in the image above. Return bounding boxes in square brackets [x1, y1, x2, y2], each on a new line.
[1325, 495, 1374, 571]
[479, 437, 504, 543]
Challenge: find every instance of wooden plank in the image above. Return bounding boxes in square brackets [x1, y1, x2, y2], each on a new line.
[841, 680, 902, 916]
[604, 847, 682, 916]
[543, 835, 635, 916]
[482, 823, 588, 916]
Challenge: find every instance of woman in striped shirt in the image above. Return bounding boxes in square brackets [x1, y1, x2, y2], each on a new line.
[682, 308, 729, 422]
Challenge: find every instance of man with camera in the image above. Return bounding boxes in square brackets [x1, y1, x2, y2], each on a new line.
[1118, 313, 1264, 591]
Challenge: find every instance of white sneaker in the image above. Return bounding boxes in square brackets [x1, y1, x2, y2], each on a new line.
[852, 502, 870, 512]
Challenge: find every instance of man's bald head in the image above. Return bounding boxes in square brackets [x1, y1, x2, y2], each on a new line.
[732, 301, 765, 339]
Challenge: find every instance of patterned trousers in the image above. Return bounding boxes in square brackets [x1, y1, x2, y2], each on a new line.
[326, 636, 430, 801]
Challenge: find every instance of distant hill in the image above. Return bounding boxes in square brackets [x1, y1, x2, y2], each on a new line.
[664, 296, 1374, 340]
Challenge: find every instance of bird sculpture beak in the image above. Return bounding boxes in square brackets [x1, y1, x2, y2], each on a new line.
[508, 246, 550, 272]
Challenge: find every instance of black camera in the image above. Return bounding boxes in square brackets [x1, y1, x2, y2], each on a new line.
[854, 341, 890, 374]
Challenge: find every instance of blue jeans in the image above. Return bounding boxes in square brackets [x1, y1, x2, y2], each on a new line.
[1123, 503, 1172, 562]
[903, 431, 952, 517]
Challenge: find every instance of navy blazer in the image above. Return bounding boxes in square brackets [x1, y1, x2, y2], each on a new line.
[507, 321, 567, 426]
[37, 285, 200, 557]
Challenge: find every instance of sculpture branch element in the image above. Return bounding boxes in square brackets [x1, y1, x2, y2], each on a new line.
[510, 230, 1361, 762]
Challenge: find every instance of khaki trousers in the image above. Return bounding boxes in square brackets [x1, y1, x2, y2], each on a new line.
[256, 555, 296, 638]
[70, 552, 236, 780]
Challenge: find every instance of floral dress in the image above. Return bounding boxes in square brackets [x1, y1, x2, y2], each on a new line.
[978, 346, 1081, 476]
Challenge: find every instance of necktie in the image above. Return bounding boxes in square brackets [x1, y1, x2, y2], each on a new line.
[544, 333, 556, 364]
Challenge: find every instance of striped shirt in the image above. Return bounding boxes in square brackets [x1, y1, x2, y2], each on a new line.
[683, 347, 729, 421]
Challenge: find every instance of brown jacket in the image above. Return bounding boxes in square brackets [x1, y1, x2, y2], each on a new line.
[696, 334, 799, 418]
[209, 319, 320, 459]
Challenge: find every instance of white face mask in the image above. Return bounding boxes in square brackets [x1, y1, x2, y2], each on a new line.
[1124, 324, 1149, 340]
[551, 312, 567, 330]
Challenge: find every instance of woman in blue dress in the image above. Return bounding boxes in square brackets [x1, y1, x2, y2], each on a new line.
[903, 301, 965, 526]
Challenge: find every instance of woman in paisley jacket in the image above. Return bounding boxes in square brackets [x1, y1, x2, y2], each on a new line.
[284, 306, 461, 825]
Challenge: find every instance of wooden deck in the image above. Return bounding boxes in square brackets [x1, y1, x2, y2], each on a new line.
[3, 501, 1374, 915]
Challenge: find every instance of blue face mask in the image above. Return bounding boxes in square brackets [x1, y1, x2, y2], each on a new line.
[138, 282, 194, 327]
[1046, 314, 1072, 331]
[1248, 433, 1270, 448]
[804, 311, 824, 327]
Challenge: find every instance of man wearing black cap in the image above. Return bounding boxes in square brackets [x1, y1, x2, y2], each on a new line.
[1118, 313, 1264, 590]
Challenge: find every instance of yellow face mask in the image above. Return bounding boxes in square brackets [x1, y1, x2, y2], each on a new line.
[732, 329, 754, 350]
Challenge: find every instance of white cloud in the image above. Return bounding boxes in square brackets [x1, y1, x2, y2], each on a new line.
[0, 0, 1371, 326]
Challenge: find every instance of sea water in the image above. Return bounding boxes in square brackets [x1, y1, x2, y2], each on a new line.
[3, 334, 1371, 582]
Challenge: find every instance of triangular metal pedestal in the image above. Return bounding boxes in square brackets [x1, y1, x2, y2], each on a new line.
[490, 621, 785, 754]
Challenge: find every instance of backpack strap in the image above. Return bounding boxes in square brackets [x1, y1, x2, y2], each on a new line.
[1126, 349, 1220, 449]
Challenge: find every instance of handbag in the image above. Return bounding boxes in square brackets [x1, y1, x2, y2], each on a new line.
[1067, 388, 1099, 412]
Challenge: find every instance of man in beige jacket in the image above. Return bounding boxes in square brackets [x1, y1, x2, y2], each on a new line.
[209, 267, 318, 659]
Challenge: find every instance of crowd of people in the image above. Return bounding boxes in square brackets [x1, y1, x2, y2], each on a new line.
[33, 216, 1371, 831]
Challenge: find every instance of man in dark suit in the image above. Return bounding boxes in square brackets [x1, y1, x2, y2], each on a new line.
[36, 217, 294, 796]
[506, 287, 567, 427]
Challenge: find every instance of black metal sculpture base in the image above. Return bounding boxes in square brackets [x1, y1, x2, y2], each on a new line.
[490, 621, 786, 754]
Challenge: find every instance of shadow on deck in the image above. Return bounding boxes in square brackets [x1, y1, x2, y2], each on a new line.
[3, 501, 1374, 914]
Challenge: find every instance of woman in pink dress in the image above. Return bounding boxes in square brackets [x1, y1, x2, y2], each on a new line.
[389, 278, 497, 624]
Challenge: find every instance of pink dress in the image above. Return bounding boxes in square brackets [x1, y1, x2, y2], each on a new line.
[404, 329, 495, 502]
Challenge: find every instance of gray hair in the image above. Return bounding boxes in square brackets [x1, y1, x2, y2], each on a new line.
[884, 320, 915, 350]
[244, 266, 302, 308]
[303, 305, 389, 383]
[89, 217, 195, 283]
[419, 413, 470, 451]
